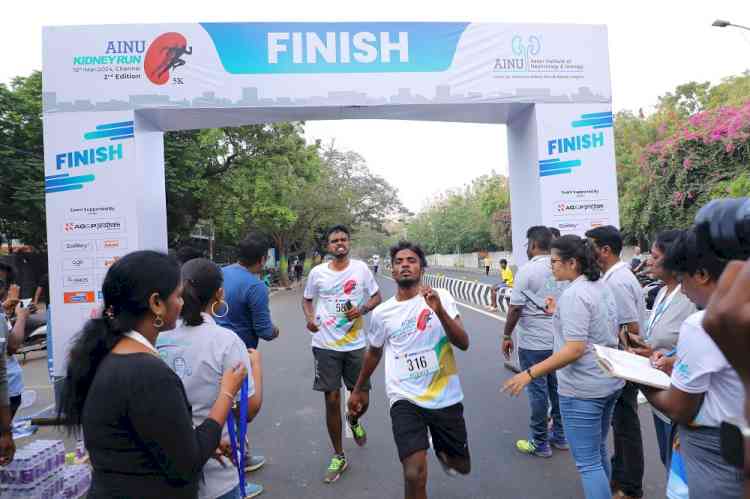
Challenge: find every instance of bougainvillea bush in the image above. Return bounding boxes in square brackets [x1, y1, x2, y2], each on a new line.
[621, 99, 750, 240]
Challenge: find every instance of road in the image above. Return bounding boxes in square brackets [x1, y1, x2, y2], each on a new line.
[12, 275, 667, 498]
[243, 276, 667, 498]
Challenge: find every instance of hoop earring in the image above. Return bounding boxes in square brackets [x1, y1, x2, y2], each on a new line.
[212, 300, 229, 318]
[153, 315, 164, 329]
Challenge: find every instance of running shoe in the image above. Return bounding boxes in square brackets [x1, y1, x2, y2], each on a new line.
[515, 439, 552, 458]
[550, 438, 569, 450]
[244, 482, 264, 498]
[436, 451, 459, 477]
[244, 455, 266, 473]
[323, 454, 348, 483]
[347, 415, 367, 447]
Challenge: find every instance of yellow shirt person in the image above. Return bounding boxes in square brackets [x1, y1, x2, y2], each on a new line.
[500, 262, 514, 287]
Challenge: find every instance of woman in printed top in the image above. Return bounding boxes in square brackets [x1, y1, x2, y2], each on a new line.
[503, 235, 624, 499]
[158, 258, 264, 499]
[58, 251, 248, 499]
[642, 228, 745, 499]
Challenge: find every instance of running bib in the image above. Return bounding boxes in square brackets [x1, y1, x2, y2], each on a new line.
[394, 348, 439, 381]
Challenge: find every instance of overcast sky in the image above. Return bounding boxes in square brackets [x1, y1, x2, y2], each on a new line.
[4, 1, 748, 212]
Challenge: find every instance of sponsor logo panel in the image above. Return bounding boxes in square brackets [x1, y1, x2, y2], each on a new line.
[62, 257, 95, 271]
[97, 238, 127, 251]
[62, 240, 94, 252]
[63, 274, 94, 289]
[63, 291, 95, 304]
[63, 218, 125, 234]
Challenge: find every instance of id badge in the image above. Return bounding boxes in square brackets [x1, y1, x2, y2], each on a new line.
[394, 348, 439, 381]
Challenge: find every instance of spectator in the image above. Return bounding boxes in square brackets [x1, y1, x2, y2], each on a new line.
[504, 235, 623, 499]
[217, 234, 279, 350]
[549, 227, 561, 240]
[502, 226, 568, 457]
[216, 233, 279, 479]
[0, 263, 25, 420]
[630, 246, 644, 271]
[487, 259, 515, 312]
[177, 246, 205, 265]
[294, 257, 304, 284]
[484, 255, 492, 276]
[0, 271, 15, 466]
[58, 250, 247, 499]
[586, 225, 647, 499]
[630, 230, 697, 469]
[643, 228, 744, 499]
[158, 258, 264, 499]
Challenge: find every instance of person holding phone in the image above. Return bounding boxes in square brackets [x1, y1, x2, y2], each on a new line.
[0, 262, 27, 419]
[503, 235, 623, 499]
[302, 225, 382, 483]
[502, 226, 568, 457]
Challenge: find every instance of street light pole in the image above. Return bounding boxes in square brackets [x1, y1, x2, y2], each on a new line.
[712, 19, 750, 32]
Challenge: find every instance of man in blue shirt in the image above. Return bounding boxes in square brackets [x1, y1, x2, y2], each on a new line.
[216, 233, 279, 482]
[217, 234, 279, 349]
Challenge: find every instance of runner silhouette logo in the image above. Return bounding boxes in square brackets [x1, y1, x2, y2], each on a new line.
[144, 32, 192, 85]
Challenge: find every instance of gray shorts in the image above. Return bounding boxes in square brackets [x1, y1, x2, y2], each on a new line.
[312, 347, 371, 392]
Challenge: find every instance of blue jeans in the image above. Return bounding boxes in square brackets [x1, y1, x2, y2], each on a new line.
[652, 412, 674, 469]
[559, 390, 621, 499]
[216, 485, 241, 499]
[518, 348, 564, 448]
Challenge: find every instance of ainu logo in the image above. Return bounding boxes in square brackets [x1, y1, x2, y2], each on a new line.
[493, 35, 541, 72]
[144, 32, 192, 85]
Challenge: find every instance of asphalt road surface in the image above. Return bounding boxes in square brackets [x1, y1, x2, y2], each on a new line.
[243, 276, 667, 498]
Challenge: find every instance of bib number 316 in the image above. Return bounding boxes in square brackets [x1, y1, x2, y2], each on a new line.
[396, 349, 439, 381]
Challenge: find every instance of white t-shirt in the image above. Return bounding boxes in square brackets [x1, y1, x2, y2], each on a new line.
[157, 314, 254, 499]
[368, 288, 464, 410]
[304, 259, 379, 352]
[671, 311, 746, 428]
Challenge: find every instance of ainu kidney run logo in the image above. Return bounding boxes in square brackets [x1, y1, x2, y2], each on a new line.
[144, 32, 192, 85]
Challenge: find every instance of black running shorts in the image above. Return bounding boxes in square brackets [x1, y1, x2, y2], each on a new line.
[390, 399, 469, 462]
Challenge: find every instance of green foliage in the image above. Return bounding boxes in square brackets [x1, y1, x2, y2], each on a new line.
[616, 70, 750, 243]
[406, 172, 511, 253]
[0, 71, 46, 250]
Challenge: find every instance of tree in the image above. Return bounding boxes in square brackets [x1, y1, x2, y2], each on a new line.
[0, 71, 46, 251]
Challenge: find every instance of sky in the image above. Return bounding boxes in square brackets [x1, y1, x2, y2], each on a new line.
[4, 1, 749, 212]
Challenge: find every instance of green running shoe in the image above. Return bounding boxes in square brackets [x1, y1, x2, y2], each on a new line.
[348, 415, 367, 447]
[323, 454, 348, 484]
[516, 439, 552, 458]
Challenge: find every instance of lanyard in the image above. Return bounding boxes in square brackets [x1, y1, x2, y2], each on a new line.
[645, 285, 680, 339]
[226, 379, 248, 497]
[123, 331, 158, 354]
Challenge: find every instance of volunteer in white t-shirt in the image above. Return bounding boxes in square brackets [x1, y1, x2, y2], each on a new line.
[302, 225, 382, 484]
[157, 258, 264, 499]
[643, 228, 745, 499]
[349, 241, 471, 499]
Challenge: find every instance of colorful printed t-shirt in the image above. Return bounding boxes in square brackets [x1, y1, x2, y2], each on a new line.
[304, 259, 379, 352]
[368, 288, 463, 410]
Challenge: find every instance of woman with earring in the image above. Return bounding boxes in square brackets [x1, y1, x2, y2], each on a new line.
[158, 258, 264, 499]
[503, 235, 624, 499]
[58, 251, 248, 499]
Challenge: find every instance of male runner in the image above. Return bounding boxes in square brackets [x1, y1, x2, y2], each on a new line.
[349, 241, 471, 499]
[302, 225, 382, 483]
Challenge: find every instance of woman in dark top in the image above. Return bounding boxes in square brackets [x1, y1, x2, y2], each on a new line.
[58, 251, 247, 499]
